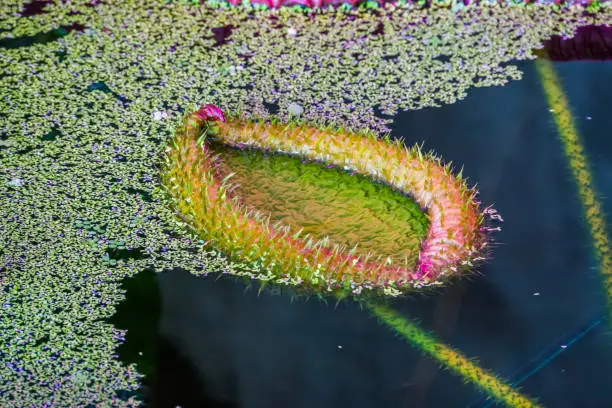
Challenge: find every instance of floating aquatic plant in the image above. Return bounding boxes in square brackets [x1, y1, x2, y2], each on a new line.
[160, 104, 502, 298]
[1, 0, 610, 405]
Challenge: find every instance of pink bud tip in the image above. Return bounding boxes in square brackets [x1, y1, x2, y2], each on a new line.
[195, 104, 226, 123]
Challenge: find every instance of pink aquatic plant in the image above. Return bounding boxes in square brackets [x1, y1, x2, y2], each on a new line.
[194, 104, 227, 123]
[162, 104, 501, 297]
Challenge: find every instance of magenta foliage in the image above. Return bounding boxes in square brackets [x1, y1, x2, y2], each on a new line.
[217, 0, 606, 9]
[195, 104, 227, 123]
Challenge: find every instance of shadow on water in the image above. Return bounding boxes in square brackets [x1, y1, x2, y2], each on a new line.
[17, 0, 103, 19]
[0, 24, 85, 49]
[153, 335, 238, 408]
[107, 268, 237, 408]
[106, 268, 161, 405]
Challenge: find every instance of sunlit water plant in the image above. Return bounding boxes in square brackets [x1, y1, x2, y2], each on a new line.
[155, 104, 556, 408]
[160, 104, 501, 299]
[1, 0, 611, 406]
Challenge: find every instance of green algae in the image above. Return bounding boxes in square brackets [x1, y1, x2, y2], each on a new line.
[0, 0, 610, 406]
[207, 141, 430, 269]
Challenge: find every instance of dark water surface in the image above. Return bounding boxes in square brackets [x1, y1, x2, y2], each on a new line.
[111, 58, 612, 408]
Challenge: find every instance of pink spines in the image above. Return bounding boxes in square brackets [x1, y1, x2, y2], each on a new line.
[412, 257, 435, 280]
[194, 104, 227, 123]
